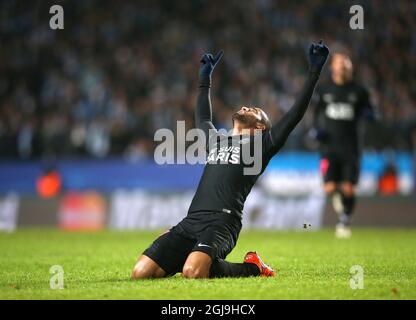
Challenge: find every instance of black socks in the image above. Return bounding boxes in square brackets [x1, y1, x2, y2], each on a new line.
[209, 259, 260, 278]
[342, 193, 356, 216]
[337, 189, 356, 225]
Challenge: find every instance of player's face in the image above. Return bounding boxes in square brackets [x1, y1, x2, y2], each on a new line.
[232, 107, 268, 130]
[331, 53, 353, 81]
[236, 107, 262, 121]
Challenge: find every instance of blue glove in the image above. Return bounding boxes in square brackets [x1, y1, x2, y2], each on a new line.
[199, 50, 223, 87]
[308, 40, 329, 73]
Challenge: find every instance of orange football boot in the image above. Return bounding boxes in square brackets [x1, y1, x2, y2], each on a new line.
[243, 251, 276, 277]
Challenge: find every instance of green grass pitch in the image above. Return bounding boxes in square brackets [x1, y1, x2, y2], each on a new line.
[0, 228, 415, 299]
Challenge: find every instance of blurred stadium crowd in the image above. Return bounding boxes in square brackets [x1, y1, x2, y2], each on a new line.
[1, 0, 415, 159]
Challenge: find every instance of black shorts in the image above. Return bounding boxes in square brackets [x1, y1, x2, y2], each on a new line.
[320, 153, 360, 184]
[143, 211, 242, 276]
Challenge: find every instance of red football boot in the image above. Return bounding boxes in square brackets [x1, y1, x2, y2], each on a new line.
[244, 251, 276, 277]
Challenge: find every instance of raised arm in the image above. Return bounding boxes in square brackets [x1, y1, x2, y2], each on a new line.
[195, 51, 223, 137]
[267, 41, 329, 154]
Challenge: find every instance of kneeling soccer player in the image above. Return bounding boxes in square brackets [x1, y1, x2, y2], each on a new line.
[132, 41, 329, 279]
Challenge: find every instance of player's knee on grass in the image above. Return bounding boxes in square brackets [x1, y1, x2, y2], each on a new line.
[182, 264, 210, 279]
[131, 255, 165, 280]
[182, 252, 212, 279]
[131, 265, 150, 279]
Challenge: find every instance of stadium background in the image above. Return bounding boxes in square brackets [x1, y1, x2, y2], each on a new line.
[1, 0, 416, 232]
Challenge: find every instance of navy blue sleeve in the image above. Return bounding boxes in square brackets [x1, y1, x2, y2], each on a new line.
[263, 71, 321, 158]
[195, 86, 217, 149]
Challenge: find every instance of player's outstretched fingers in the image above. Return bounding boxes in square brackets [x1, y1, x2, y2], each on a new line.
[213, 50, 224, 64]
